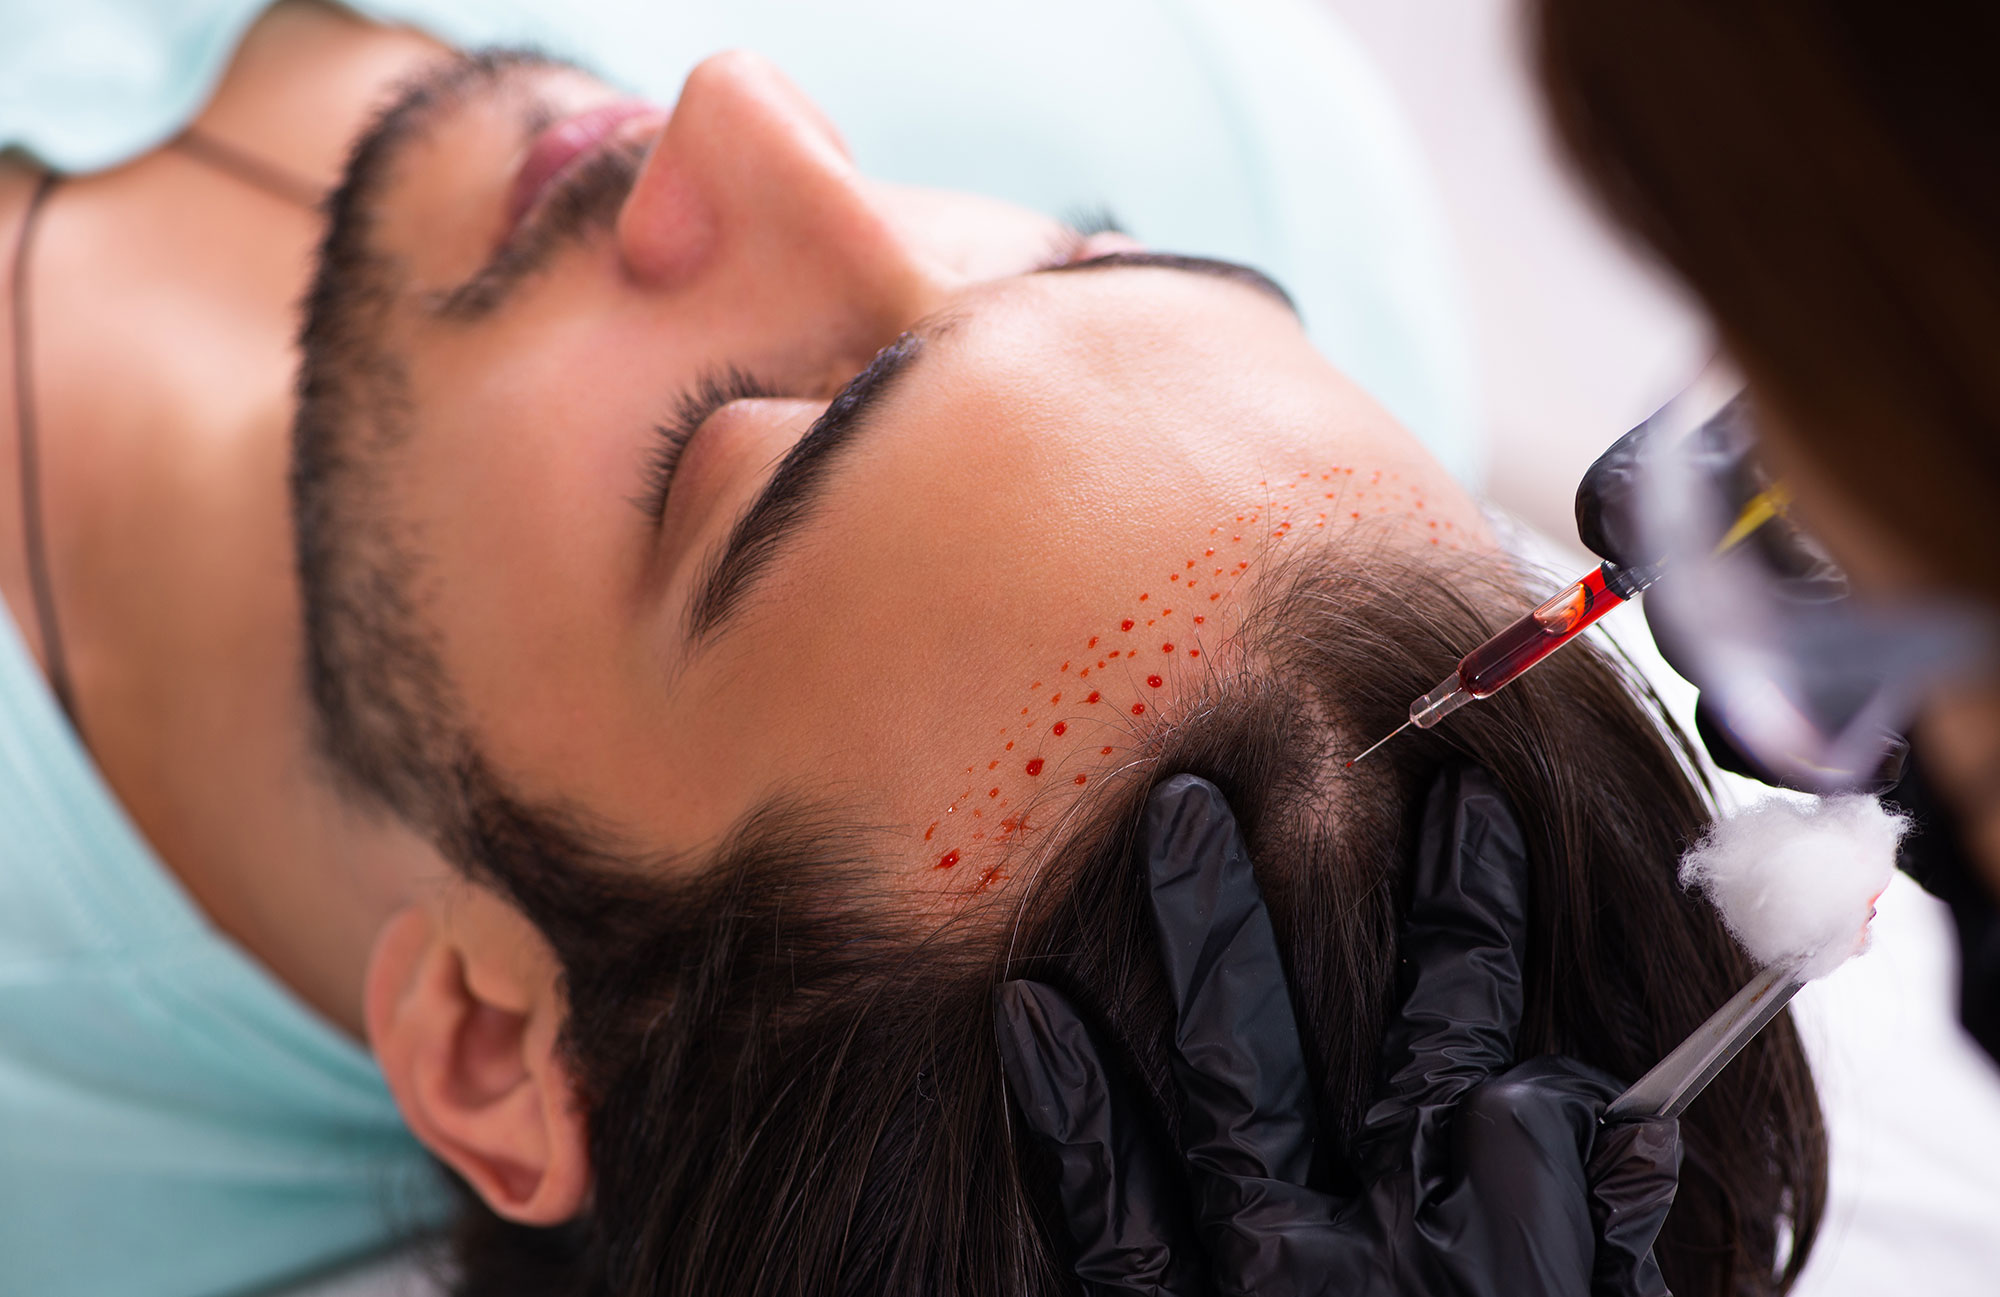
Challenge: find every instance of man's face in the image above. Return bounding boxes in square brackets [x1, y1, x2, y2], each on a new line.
[331, 51, 1487, 892]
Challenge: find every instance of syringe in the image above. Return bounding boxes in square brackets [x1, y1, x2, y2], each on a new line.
[1344, 559, 1662, 769]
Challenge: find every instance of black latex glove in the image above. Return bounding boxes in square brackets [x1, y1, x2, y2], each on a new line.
[995, 768, 1682, 1297]
[1575, 399, 1907, 792]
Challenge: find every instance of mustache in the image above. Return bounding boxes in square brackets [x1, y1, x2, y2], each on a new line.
[429, 130, 652, 321]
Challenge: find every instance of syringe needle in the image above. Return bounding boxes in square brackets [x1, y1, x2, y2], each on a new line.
[1344, 719, 1412, 770]
[1345, 559, 1661, 774]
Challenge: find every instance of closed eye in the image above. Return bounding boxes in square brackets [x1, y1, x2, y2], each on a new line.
[637, 367, 781, 524]
[1033, 207, 1128, 270]
[634, 210, 1128, 525]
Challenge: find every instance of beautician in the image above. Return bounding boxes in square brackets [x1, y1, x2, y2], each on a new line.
[1535, 1, 2000, 1069]
[1002, 2, 2000, 1292]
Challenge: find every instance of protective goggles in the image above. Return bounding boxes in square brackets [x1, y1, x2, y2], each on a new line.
[1631, 357, 1996, 792]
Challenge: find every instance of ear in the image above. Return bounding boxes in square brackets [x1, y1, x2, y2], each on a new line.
[366, 892, 590, 1224]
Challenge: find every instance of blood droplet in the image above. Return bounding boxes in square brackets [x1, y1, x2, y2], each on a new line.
[1074, 774, 1088, 786]
[1086, 691, 1101, 703]
[988, 760, 999, 770]
[1025, 758, 1045, 776]
[1147, 675, 1163, 688]
[924, 822, 938, 842]
[1139, 593, 1150, 602]
[1053, 721, 1068, 735]
[1193, 616, 1205, 624]
[1131, 702, 1147, 715]
[1162, 643, 1174, 653]
[1188, 649, 1201, 658]
[1121, 619, 1135, 632]
[989, 788, 1000, 798]
[1101, 746, 1114, 755]
[936, 850, 960, 870]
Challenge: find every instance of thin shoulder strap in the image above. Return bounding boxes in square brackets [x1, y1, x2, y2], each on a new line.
[11, 171, 78, 726]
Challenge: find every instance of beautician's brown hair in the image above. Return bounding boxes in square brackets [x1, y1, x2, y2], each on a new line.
[1532, 1, 2000, 605]
[438, 545, 1825, 1297]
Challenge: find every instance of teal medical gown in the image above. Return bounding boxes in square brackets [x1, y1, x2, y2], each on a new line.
[0, 2, 1476, 1295]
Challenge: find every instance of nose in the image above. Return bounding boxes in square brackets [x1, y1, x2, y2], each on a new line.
[616, 52, 952, 348]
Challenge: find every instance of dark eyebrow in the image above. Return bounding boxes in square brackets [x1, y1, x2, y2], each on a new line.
[683, 251, 1296, 646]
[685, 331, 926, 642]
[1035, 250, 1298, 317]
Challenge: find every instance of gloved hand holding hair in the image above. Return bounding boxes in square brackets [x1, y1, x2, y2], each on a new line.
[996, 768, 1681, 1297]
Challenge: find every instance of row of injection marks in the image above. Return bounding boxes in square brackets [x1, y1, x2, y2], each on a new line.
[926, 464, 1464, 894]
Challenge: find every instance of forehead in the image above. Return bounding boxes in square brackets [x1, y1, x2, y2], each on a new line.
[649, 271, 1479, 868]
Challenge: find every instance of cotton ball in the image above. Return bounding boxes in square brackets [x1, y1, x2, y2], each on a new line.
[1679, 795, 1907, 982]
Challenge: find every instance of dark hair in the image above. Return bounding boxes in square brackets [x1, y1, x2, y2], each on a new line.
[1531, 1, 2000, 606]
[441, 543, 1826, 1297]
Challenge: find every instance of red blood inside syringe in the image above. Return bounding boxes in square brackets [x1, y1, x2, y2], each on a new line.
[1463, 564, 1626, 696]
[1408, 564, 1630, 729]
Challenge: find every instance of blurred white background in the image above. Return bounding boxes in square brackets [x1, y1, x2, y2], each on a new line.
[1321, 0, 1708, 560]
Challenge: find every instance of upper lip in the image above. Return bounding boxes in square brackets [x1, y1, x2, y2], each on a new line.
[501, 100, 661, 250]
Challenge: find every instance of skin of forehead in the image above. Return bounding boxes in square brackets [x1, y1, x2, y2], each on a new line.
[440, 269, 1489, 881]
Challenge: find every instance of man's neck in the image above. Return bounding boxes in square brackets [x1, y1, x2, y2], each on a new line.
[0, 2, 452, 1040]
